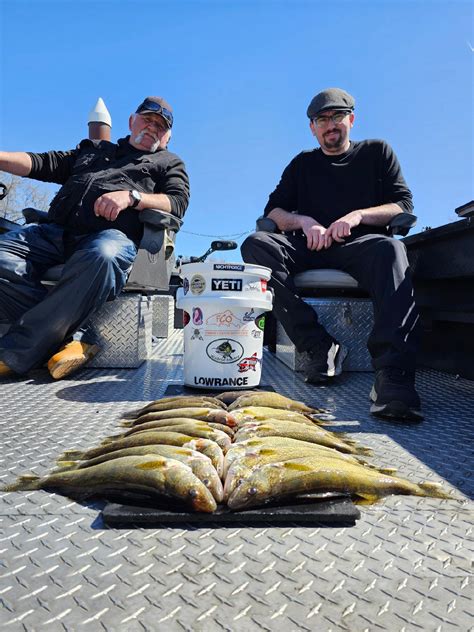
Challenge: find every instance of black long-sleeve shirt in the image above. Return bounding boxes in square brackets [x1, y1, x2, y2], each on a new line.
[27, 136, 190, 244]
[264, 139, 413, 239]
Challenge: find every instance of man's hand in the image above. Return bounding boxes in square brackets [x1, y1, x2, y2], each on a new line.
[94, 191, 133, 221]
[324, 211, 363, 248]
[299, 216, 329, 251]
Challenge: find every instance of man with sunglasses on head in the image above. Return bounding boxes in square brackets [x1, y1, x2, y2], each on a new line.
[0, 96, 189, 380]
[241, 88, 422, 421]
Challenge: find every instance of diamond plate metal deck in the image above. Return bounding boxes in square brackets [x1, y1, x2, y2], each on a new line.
[1, 331, 473, 631]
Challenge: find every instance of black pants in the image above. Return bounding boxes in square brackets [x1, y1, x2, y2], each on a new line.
[0, 223, 137, 374]
[241, 231, 420, 371]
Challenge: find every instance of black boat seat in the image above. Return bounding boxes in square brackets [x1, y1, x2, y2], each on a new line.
[256, 213, 416, 293]
[21, 207, 182, 292]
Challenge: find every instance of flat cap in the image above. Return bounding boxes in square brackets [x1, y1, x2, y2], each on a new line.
[307, 88, 355, 119]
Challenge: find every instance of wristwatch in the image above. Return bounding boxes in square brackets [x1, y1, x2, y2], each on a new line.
[129, 190, 142, 208]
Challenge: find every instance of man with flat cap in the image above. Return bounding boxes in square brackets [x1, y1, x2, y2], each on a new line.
[241, 88, 422, 421]
[0, 96, 190, 379]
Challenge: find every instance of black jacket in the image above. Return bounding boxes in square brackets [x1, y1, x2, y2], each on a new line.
[28, 137, 190, 244]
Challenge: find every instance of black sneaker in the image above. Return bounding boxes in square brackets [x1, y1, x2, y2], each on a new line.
[301, 339, 348, 383]
[370, 367, 423, 421]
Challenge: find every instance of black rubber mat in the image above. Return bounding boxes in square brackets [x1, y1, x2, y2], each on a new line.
[101, 495, 360, 527]
[164, 383, 275, 396]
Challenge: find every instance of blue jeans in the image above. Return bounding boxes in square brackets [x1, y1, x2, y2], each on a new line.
[0, 222, 137, 373]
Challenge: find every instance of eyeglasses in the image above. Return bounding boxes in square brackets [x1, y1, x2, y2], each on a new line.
[136, 100, 173, 128]
[312, 111, 351, 128]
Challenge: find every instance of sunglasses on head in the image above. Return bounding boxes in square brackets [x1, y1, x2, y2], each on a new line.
[136, 100, 173, 128]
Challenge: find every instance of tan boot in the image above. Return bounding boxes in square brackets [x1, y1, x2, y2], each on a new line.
[0, 360, 14, 378]
[47, 341, 100, 380]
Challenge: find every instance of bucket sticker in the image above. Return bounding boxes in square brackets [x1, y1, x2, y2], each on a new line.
[251, 330, 262, 338]
[183, 311, 190, 327]
[193, 376, 249, 387]
[237, 352, 261, 373]
[191, 329, 203, 340]
[192, 307, 203, 325]
[261, 279, 267, 292]
[183, 278, 189, 295]
[213, 263, 245, 271]
[243, 308, 255, 321]
[206, 338, 244, 363]
[190, 274, 206, 295]
[256, 315, 266, 330]
[206, 310, 242, 328]
[244, 281, 262, 292]
[211, 278, 242, 291]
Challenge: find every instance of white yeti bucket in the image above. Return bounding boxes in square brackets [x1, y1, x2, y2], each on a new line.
[176, 261, 273, 390]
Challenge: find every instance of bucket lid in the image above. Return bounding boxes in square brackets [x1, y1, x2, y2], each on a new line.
[180, 261, 272, 280]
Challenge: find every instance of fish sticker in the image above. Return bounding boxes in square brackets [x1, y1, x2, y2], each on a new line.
[206, 339, 244, 363]
[183, 278, 190, 295]
[191, 329, 203, 340]
[237, 352, 261, 373]
[243, 308, 255, 321]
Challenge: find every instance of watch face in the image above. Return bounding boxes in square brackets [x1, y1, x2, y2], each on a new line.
[131, 190, 141, 206]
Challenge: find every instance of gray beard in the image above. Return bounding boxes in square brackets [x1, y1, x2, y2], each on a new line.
[134, 131, 160, 152]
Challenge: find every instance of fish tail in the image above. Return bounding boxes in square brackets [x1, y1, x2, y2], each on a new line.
[101, 435, 123, 444]
[419, 482, 451, 499]
[355, 446, 373, 456]
[2, 475, 41, 491]
[60, 449, 84, 460]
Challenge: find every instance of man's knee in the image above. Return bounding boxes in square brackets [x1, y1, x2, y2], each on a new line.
[372, 236, 409, 268]
[241, 231, 278, 264]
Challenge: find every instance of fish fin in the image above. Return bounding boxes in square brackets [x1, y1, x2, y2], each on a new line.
[53, 461, 79, 472]
[120, 421, 133, 428]
[377, 467, 398, 475]
[419, 482, 451, 499]
[2, 475, 41, 491]
[354, 493, 379, 505]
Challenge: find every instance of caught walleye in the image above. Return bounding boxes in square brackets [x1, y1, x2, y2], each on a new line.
[4, 455, 217, 513]
[228, 392, 320, 414]
[226, 456, 451, 510]
[60, 431, 225, 478]
[230, 406, 325, 426]
[234, 419, 369, 454]
[56, 444, 224, 502]
[123, 407, 236, 428]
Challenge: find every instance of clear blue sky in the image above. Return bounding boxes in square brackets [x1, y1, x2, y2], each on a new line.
[1, 0, 472, 260]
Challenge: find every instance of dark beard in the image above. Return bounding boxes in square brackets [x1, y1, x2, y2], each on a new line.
[323, 131, 343, 150]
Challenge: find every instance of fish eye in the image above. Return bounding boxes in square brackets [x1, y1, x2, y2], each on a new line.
[248, 486, 258, 496]
[188, 489, 198, 498]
